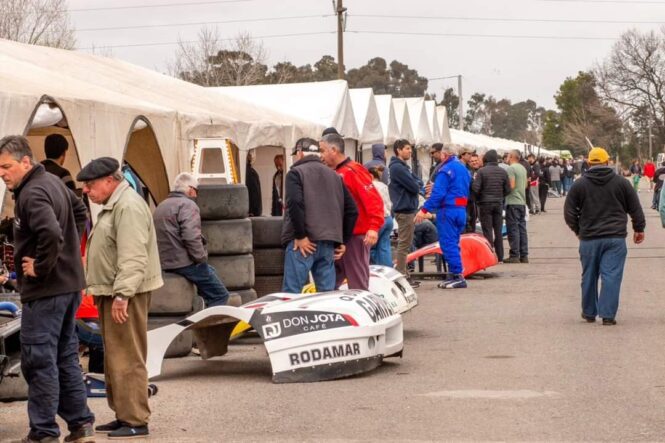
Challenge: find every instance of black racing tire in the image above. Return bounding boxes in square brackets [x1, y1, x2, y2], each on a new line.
[149, 273, 196, 316]
[250, 217, 283, 248]
[148, 316, 193, 358]
[253, 275, 284, 298]
[197, 184, 249, 220]
[208, 254, 255, 290]
[228, 288, 257, 306]
[252, 248, 285, 276]
[0, 368, 28, 402]
[202, 219, 252, 255]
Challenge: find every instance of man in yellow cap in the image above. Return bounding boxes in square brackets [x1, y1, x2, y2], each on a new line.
[564, 147, 645, 325]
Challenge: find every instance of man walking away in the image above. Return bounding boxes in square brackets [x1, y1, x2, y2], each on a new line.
[320, 132, 384, 290]
[0, 136, 94, 443]
[415, 144, 470, 289]
[629, 159, 642, 192]
[565, 147, 645, 325]
[652, 164, 665, 210]
[80, 158, 163, 439]
[281, 138, 358, 293]
[538, 158, 551, 212]
[472, 149, 510, 262]
[549, 160, 563, 196]
[504, 150, 529, 264]
[527, 154, 541, 214]
[41, 133, 77, 192]
[389, 139, 423, 287]
[271, 154, 284, 216]
[153, 173, 230, 307]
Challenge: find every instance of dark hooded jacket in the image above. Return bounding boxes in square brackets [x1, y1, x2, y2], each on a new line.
[564, 166, 645, 240]
[363, 144, 390, 184]
[388, 156, 423, 213]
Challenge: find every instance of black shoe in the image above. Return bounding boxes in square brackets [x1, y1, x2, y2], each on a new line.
[406, 278, 421, 288]
[64, 423, 95, 442]
[108, 425, 149, 440]
[520, 257, 529, 263]
[581, 313, 596, 323]
[503, 257, 521, 264]
[96, 420, 123, 434]
[602, 318, 617, 325]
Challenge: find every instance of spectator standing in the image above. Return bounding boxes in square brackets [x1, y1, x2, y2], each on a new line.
[41, 133, 77, 192]
[629, 159, 642, 192]
[0, 136, 94, 443]
[80, 157, 163, 439]
[153, 173, 230, 307]
[549, 160, 563, 196]
[320, 132, 384, 290]
[459, 148, 478, 233]
[367, 166, 393, 267]
[561, 159, 574, 196]
[415, 144, 471, 289]
[652, 164, 665, 209]
[527, 154, 541, 214]
[281, 138, 358, 293]
[472, 149, 510, 262]
[644, 158, 656, 191]
[504, 150, 529, 264]
[364, 143, 390, 185]
[538, 157, 551, 212]
[566, 147, 645, 325]
[271, 154, 284, 216]
[429, 142, 444, 182]
[246, 151, 262, 216]
[389, 139, 423, 286]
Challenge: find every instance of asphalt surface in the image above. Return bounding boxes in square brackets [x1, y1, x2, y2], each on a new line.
[3, 189, 665, 442]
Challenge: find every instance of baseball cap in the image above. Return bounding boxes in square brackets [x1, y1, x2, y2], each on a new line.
[459, 147, 476, 155]
[588, 147, 610, 164]
[292, 137, 320, 155]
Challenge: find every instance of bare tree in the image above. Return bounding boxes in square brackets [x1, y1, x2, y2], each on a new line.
[171, 28, 269, 86]
[0, 0, 75, 49]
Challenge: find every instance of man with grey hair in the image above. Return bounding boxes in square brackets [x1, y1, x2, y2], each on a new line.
[80, 157, 163, 439]
[0, 135, 94, 443]
[320, 131, 384, 290]
[153, 172, 230, 307]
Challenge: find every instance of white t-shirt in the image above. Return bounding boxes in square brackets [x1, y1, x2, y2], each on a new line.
[374, 180, 392, 217]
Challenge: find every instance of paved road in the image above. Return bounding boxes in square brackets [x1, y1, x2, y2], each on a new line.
[3, 191, 665, 442]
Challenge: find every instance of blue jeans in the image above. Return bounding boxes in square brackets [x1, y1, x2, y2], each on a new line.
[370, 216, 393, 267]
[283, 240, 336, 293]
[21, 292, 95, 439]
[505, 205, 528, 259]
[579, 237, 627, 319]
[436, 208, 466, 275]
[169, 262, 230, 307]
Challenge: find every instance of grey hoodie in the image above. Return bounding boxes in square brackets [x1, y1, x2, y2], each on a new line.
[363, 143, 390, 184]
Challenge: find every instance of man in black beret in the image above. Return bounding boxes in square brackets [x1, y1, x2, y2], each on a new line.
[78, 157, 163, 439]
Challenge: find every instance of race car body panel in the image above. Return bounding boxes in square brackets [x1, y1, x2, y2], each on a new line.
[406, 233, 498, 277]
[346, 265, 418, 315]
[147, 290, 404, 383]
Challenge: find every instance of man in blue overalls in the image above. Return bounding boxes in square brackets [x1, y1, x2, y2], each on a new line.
[416, 144, 471, 289]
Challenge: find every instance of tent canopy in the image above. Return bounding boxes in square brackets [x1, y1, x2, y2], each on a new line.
[392, 98, 415, 144]
[349, 88, 383, 145]
[394, 98, 433, 147]
[374, 94, 400, 146]
[424, 100, 441, 142]
[436, 106, 452, 144]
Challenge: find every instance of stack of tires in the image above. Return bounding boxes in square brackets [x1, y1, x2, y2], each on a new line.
[251, 217, 285, 297]
[198, 184, 258, 307]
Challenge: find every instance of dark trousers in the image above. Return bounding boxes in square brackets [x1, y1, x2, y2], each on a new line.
[505, 205, 528, 259]
[170, 262, 230, 307]
[465, 201, 478, 233]
[21, 292, 94, 439]
[478, 203, 504, 261]
[538, 184, 549, 211]
[335, 234, 370, 290]
[579, 238, 627, 319]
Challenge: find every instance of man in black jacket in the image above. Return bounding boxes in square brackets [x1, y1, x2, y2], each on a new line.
[472, 150, 510, 262]
[271, 154, 284, 216]
[281, 138, 358, 293]
[564, 147, 645, 325]
[41, 133, 77, 192]
[0, 136, 94, 442]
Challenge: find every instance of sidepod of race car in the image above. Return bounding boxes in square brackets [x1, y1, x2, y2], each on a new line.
[340, 265, 417, 315]
[147, 290, 404, 383]
[406, 233, 498, 277]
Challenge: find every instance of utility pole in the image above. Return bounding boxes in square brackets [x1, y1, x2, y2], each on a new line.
[336, 0, 346, 80]
[648, 119, 653, 160]
[458, 74, 464, 131]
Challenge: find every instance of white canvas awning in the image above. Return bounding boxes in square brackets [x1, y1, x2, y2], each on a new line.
[424, 100, 441, 142]
[374, 94, 400, 146]
[436, 106, 452, 144]
[394, 98, 433, 147]
[392, 98, 415, 143]
[349, 88, 383, 145]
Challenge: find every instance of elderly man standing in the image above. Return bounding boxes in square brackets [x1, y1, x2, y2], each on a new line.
[415, 144, 470, 289]
[567, 147, 645, 325]
[320, 131, 384, 290]
[79, 158, 163, 440]
[281, 138, 358, 293]
[389, 139, 423, 287]
[0, 136, 94, 443]
[153, 173, 230, 307]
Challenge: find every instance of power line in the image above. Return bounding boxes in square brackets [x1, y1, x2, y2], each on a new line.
[69, 0, 254, 13]
[77, 14, 333, 32]
[75, 31, 334, 50]
[351, 13, 665, 25]
[540, 0, 665, 3]
[348, 30, 617, 41]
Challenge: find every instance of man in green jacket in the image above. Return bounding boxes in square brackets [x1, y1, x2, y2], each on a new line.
[78, 157, 163, 440]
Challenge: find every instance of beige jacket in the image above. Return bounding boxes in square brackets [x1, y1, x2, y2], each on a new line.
[86, 180, 163, 297]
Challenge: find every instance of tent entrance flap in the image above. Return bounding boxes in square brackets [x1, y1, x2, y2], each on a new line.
[193, 138, 239, 185]
[123, 118, 169, 205]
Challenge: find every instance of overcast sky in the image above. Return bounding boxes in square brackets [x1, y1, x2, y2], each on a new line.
[68, 0, 664, 109]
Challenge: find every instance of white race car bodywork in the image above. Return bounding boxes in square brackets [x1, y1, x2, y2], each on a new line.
[147, 290, 404, 383]
[340, 265, 418, 315]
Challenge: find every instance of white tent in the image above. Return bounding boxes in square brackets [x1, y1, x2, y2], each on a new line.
[436, 106, 452, 144]
[392, 98, 415, 143]
[349, 88, 383, 146]
[449, 129, 545, 157]
[394, 98, 433, 147]
[424, 100, 441, 142]
[374, 94, 400, 146]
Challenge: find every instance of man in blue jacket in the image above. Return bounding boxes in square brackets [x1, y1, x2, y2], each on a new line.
[416, 144, 471, 289]
[389, 139, 423, 287]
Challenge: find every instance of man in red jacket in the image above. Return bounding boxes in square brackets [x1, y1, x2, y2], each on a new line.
[320, 131, 384, 290]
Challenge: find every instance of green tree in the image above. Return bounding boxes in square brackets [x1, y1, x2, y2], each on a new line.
[346, 57, 428, 97]
[439, 88, 460, 129]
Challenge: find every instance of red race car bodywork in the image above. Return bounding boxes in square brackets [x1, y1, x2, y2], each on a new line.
[406, 233, 498, 277]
